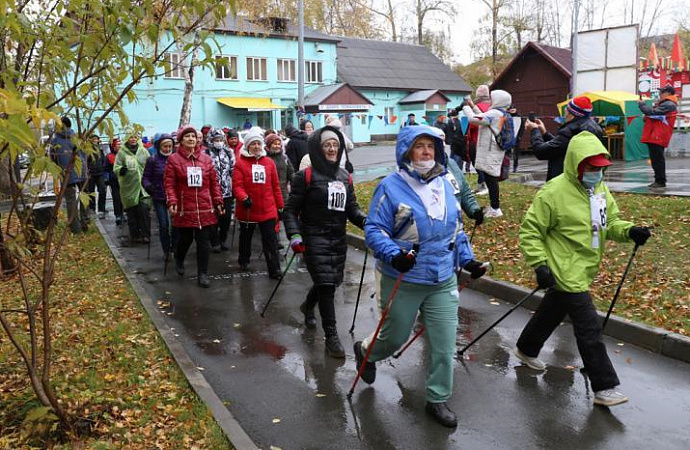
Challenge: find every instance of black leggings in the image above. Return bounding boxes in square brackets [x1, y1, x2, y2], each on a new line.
[483, 172, 500, 209]
[210, 197, 233, 246]
[304, 284, 337, 331]
[176, 226, 212, 275]
[238, 219, 281, 275]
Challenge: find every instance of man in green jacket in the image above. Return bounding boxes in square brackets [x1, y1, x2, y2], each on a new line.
[514, 131, 651, 407]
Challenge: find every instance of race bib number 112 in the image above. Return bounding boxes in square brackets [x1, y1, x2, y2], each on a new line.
[187, 166, 202, 187]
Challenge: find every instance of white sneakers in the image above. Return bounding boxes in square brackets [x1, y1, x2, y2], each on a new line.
[484, 206, 503, 218]
[514, 348, 546, 371]
[594, 389, 629, 407]
[475, 182, 489, 196]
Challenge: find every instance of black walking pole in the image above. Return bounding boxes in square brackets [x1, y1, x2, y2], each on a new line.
[457, 286, 540, 356]
[260, 251, 298, 317]
[602, 243, 640, 331]
[349, 248, 369, 334]
[469, 221, 478, 244]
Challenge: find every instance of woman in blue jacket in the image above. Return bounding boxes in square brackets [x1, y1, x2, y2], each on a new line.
[354, 125, 485, 428]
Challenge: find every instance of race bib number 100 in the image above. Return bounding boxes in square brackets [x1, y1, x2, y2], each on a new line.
[252, 164, 266, 184]
[327, 181, 347, 211]
[187, 166, 202, 187]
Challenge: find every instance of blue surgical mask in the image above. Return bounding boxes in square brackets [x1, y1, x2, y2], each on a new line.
[582, 170, 603, 189]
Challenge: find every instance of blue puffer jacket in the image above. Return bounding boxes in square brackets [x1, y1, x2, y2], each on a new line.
[365, 126, 474, 286]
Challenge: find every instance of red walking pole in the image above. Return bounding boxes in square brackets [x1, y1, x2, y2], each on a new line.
[347, 249, 416, 399]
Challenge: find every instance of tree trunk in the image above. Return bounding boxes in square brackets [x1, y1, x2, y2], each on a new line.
[178, 35, 201, 128]
[492, 0, 498, 78]
[417, 0, 424, 45]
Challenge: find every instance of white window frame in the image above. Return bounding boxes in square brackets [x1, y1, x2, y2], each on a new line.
[305, 60, 323, 83]
[384, 106, 395, 122]
[214, 55, 238, 80]
[246, 57, 268, 81]
[277, 59, 296, 82]
[163, 52, 185, 79]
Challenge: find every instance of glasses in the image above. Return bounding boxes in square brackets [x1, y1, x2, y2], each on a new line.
[322, 143, 339, 151]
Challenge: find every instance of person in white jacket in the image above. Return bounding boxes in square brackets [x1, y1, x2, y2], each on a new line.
[461, 89, 512, 218]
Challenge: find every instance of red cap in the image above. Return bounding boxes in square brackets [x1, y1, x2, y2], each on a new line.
[585, 153, 612, 167]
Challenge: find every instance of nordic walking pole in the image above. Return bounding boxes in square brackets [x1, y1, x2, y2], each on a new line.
[457, 286, 540, 356]
[602, 243, 640, 331]
[393, 326, 425, 359]
[349, 248, 369, 334]
[348, 248, 416, 399]
[469, 221, 479, 244]
[260, 251, 298, 317]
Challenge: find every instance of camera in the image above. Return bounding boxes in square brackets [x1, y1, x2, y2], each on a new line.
[528, 112, 536, 122]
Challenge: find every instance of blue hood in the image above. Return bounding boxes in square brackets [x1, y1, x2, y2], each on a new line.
[395, 125, 447, 182]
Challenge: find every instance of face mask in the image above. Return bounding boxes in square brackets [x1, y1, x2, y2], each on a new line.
[582, 170, 603, 189]
[212, 141, 224, 150]
[412, 159, 436, 175]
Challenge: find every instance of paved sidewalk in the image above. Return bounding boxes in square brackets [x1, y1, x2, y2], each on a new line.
[99, 216, 690, 450]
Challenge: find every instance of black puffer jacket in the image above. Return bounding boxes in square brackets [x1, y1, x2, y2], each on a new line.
[284, 126, 366, 286]
[531, 116, 604, 181]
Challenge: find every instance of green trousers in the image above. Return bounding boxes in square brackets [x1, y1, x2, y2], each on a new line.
[363, 272, 459, 403]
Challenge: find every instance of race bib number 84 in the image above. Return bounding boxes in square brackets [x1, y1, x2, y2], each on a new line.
[327, 181, 347, 211]
[187, 166, 202, 187]
[252, 164, 266, 184]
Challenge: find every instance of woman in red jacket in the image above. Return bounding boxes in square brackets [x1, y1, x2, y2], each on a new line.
[164, 125, 224, 288]
[232, 128, 284, 279]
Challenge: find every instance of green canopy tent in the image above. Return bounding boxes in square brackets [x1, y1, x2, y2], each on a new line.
[558, 91, 649, 161]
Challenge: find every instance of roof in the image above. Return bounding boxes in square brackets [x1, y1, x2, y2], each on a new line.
[212, 14, 339, 43]
[398, 89, 451, 104]
[336, 37, 472, 92]
[304, 83, 346, 105]
[492, 42, 572, 88]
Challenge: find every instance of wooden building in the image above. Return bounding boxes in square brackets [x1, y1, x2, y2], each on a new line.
[491, 42, 572, 142]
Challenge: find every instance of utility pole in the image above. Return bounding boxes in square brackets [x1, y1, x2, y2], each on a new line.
[298, 0, 305, 108]
[571, 0, 579, 97]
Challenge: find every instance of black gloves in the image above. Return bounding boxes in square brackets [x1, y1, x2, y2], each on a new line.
[243, 197, 252, 209]
[119, 166, 128, 176]
[345, 160, 354, 174]
[391, 251, 416, 273]
[629, 226, 651, 246]
[535, 265, 556, 290]
[472, 209, 484, 226]
[464, 260, 487, 279]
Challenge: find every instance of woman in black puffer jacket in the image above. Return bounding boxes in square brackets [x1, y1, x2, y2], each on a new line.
[284, 126, 366, 358]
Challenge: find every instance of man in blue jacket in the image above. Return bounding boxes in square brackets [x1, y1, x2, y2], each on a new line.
[50, 116, 88, 233]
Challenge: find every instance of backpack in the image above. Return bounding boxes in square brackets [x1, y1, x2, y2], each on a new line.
[305, 166, 353, 188]
[491, 109, 516, 152]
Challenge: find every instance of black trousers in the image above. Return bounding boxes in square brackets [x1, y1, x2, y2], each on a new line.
[516, 289, 619, 392]
[483, 172, 500, 209]
[125, 202, 150, 240]
[648, 143, 666, 184]
[176, 226, 211, 275]
[210, 197, 233, 246]
[238, 219, 281, 275]
[304, 284, 337, 331]
[85, 174, 107, 213]
[108, 177, 123, 218]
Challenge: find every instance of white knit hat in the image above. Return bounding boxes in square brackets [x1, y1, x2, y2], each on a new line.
[244, 128, 264, 147]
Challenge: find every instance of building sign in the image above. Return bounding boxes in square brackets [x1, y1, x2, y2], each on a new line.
[319, 104, 372, 111]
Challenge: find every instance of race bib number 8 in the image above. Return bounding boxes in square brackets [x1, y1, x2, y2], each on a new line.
[327, 181, 347, 212]
[252, 164, 266, 184]
[444, 173, 461, 195]
[187, 166, 202, 187]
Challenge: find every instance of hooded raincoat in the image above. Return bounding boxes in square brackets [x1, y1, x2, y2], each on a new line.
[519, 132, 634, 292]
[364, 126, 474, 286]
[114, 141, 151, 209]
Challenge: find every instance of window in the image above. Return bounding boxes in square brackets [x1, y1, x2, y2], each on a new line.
[384, 107, 395, 122]
[247, 57, 268, 81]
[277, 59, 296, 82]
[305, 61, 323, 83]
[215, 55, 238, 80]
[163, 53, 185, 79]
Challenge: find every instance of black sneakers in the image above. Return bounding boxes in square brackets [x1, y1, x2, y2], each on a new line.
[425, 402, 458, 428]
[175, 260, 185, 276]
[197, 273, 210, 288]
[354, 341, 376, 384]
[324, 330, 345, 358]
[300, 301, 317, 329]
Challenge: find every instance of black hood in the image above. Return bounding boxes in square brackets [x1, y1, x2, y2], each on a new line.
[307, 126, 345, 178]
[290, 131, 308, 141]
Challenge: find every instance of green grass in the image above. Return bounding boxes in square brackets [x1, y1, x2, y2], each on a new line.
[352, 176, 690, 335]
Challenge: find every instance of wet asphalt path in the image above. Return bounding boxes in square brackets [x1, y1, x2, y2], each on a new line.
[103, 216, 690, 450]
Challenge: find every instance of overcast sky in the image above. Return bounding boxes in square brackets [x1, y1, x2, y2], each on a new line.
[441, 0, 688, 65]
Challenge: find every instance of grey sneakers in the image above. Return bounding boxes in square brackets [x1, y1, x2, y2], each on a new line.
[514, 348, 546, 371]
[594, 389, 629, 406]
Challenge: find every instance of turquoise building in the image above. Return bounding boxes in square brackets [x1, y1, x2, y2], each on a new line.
[121, 16, 471, 143]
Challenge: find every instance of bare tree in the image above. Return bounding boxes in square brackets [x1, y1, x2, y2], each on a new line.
[414, 0, 455, 45]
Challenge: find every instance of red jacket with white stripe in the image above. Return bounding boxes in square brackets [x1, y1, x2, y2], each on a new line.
[164, 146, 222, 228]
[232, 147, 284, 223]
